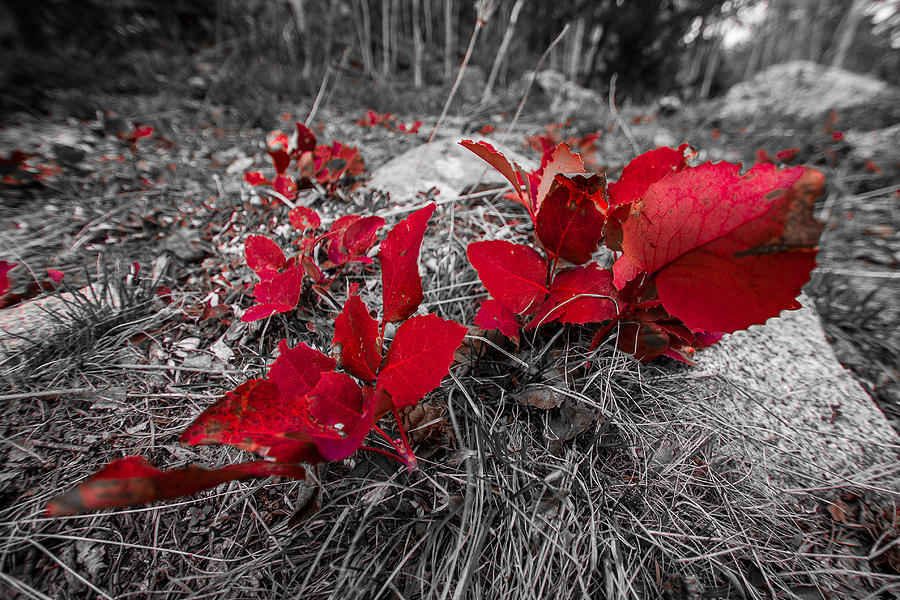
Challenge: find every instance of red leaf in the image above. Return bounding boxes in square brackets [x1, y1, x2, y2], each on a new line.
[1, 261, 17, 296]
[46, 456, 305, 516]
[305, 374, 377, 461]
[47, 269, 64, 282]
[535, 173, 607, 264]
[474, 299, 520, 341]
[527, 264, 619, 328]
[608, 145, 691, 209]
[245, 236, 286, 276]
[755, 148, 774, 164]
[272, 174, 297, 199]
[612, 254, 642, 290]
[244, 171, 269, 186]
[459, 140, 525, 201]
[326, 215, 385, 265]
[268, 339, 337, 402]
[268, 148, 291, 175]
[180, 379, 324, 463]
[333, 294, 382, 382]
[379, 203, 436, 323]
[617, 319, 671, 362]
[621, 163, 824, 332]
[294, 123, 317, 153]
[376, 314, 468, 411]
[289, 206, 321, 231]
[466, 240, 548, 315]
[776, 147, 801, 163]
[534, 143, 585, 214]
[244, 265, 303, 322]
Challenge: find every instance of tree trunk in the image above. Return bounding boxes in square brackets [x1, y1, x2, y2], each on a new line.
[381, 0, 391, 77]
[391, 0, 400, 75]
[412, 0, 424, 88]
[699, 37, 721, 99]
[354, 0, 375, 78]
[444, 0, 455, 83]
[581, 22, 604, 87]
[830, 0, 865, 69]
[288, 0, 312, 80]
[481, 0, 525, 103]
[567, 16, 586, 81]
[808, 1, 824, 63]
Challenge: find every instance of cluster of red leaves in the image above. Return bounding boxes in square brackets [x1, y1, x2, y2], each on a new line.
[462, 139, 825, 362]
[46, 203, 467, 516]
[244, 123, 366, 200]
[1, 150, 60, 185]
[355, 110, 423, 135]
[241, 206, 385, 322]
[0, 262, 67, 309]
[526, 123, 603, 173]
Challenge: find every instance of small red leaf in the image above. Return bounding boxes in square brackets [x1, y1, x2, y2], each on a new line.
[272, 174, 297, 199]
[244, 171, 269, 186]
[268, 339, 337, 402]
[334, 294, 382, 382]
[46, 456, 305, 516]
[617, 319, 671, 362]
[527, 264, 619, 328]
[326, 215, 385, 265]
[608, 145, 691, 209]
[246, 265, 303, 321]
[380, 203, 436, 323]
[466, 240, 548, 315]
[612, 254, 642, 290]
[776, 147, 801, 163]
[460, 140, 525, 201]
[268, 148, 291, 175]
[289, 206, 321, 231]
[376, 314, 468, 411]
[46, 269, 65, 282]
[294, 123, 317, 153]
[245, 236, 286, 276]
[535, 173, 607, 264]
[474, 299, 520, 341]
[1, 261, 17, 296]
[622, 163, 824, 333]
[534, 143, 585, 214]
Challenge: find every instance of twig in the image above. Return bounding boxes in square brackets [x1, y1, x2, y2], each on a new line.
[608, 73, 640, 155]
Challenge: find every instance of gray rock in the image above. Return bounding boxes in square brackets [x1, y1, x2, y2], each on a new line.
[367, 136, 536, 203]
[692, 297, 899, 495]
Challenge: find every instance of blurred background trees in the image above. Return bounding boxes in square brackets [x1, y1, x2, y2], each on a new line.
[1, 0, 897, 117]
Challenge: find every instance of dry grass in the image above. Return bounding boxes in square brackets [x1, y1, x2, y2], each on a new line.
[1, 90, 898, 599]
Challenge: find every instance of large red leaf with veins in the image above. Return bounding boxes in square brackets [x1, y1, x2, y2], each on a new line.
[245, 236, 286, 278]
[474, 299, 520, 342]
[467, 240, 548, 315]
[379, 203, 436, 323]
[527, 264, 619, 328]
[46, 456, 305, 516]
[376, 314, 468, 411]
[268, 340, 336, 401]
[535, 173, 607, 264]
[333, 294, 382, 382]
[326, 215, 385, 265]
[621, 163, 824, 333]
[179, 379, 324, 462]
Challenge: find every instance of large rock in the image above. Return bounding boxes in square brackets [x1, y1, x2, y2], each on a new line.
[692, 297, 898, 494]
[721, 60, 890, 122]
[532, 69, 606, 122]
[368, 136, 536, 203]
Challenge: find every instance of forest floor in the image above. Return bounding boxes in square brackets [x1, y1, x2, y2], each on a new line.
[0, 80, 898, 598]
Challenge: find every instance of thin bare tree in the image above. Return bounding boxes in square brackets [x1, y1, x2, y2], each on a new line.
[482, 0, 526, 103]
[443, 0, 455, 82]
[354, 0, 375, 78]
[412, 0, 424, 87]
[831, 0, 866, 69]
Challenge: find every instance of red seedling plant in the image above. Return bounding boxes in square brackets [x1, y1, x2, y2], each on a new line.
[244, 123, 366, 201]
[241, 206, 386, 322]
[47, 203, 467, 516]
[461, 140, 825, 362]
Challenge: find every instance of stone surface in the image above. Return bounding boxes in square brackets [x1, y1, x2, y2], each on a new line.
[721, 60, 890, 121]
[367, 136, 536, 203]
[691, 297, 899, 494]
[532, 69, 606, 122]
